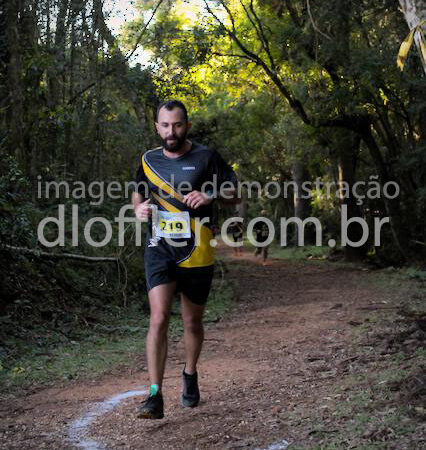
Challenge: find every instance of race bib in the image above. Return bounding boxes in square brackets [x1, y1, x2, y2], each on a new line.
[155, 210, 191, 239]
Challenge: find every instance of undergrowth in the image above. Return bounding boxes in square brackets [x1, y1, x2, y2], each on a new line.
[0, 268, 234, 394]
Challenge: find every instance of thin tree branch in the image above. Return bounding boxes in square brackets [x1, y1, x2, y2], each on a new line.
[237, 0, 275, 70]
[68, 0, 164, 105]
[239, 0, 263, 42]
[3, 244, 119, 263]
[125, 0, 165, 61]
[283, 1, 341, 85]
[306, 0, 332, 41]
[248, 0, 276, 70]
[204, 0, 311, 124]
[217, 0, 236, 31]
[211, 51, 255, 61]
[204, 1, 263, 65]
[204, 0, 373, 131]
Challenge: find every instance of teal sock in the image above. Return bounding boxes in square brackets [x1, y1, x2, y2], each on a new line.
[149, 384, 159, 396]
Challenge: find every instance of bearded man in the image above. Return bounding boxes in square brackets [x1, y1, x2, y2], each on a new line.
[132, 100, 239, 419]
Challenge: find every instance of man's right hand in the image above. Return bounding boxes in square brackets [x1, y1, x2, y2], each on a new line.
[134, 198, 152, 221]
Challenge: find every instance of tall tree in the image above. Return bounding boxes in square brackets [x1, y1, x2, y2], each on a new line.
[5, 0, 25, 169]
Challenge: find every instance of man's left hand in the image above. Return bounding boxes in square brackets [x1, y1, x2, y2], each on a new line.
[183, 191, 213, 209]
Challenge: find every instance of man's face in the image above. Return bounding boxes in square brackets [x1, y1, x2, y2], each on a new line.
[155, 107, 191, 152]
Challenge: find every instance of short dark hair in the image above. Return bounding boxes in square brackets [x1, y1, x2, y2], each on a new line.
[155, 100, 188, 123]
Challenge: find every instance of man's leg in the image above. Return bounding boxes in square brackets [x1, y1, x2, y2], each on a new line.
[138, 282, 175, 419]
[180, 293, 205, 374]
[180, 293, 204, 407]
[263, 245, 268, 265]
[146, 282, 175, 392]
[238, 238, 243, 254]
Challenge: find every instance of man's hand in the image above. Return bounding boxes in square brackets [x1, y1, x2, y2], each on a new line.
[134, 198, 152, 221]
[183, 191, 213, 209]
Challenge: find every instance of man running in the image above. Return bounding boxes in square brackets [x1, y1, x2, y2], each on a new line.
[132, 100, 239, 419]
[229, 220, 244, 255]
[253, 210, 270, 265]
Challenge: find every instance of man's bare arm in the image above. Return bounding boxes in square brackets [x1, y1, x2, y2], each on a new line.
[183, 188, 241, 209]
[132, 191, 152, 220]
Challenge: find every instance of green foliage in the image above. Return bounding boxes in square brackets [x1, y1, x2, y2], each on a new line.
[0, 156, 34, 246]
[0, 160, 150, 388]
[268, 244, 330, 261]
[0, 272, 234, 392]
[135, 0, 425, 261]
[1, 0, 426, 395]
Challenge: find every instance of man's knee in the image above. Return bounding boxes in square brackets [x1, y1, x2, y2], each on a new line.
[183, 316, 203, 334]
[149, 312, 170, 335]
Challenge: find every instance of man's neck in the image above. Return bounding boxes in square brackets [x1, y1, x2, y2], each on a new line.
[163, 139, 192, 159]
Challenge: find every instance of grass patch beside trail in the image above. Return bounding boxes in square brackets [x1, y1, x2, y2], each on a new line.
[291, 350, 425, 449]
[0, 265, 234, 395]
[0, 303, 150, 392]
[267, 244, 330, 261]
[240, 236, 330, 261]
[289, 268, 425, 449]
[359, 265, 426, 320]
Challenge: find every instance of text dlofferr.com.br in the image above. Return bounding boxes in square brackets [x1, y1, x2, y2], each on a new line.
[37, 204, 389, 249]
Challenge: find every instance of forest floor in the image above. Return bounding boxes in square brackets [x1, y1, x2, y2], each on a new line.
[0, 243, 425, 449]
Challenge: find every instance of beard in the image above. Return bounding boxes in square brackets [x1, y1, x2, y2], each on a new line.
[162, 132, 187, 152]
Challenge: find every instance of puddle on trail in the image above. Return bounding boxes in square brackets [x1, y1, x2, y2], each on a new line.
[67, 388, 147, 450]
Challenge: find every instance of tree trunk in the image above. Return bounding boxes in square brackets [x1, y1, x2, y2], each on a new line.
[334, 2, 367, 261]
[336, 131, 367, 261]
[0, 8, 6, 156]
[417, 96, 426, 252]
[360, 125, 409, 261]
[49, 0, 69, 106]
[46, 0, 69, 166]
[5, 0, 25, 169]
[291, 161, 313, 245]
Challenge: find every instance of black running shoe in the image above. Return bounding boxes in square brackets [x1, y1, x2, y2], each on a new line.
[137, 392, 164, 419]
[182, 370, 200, 407]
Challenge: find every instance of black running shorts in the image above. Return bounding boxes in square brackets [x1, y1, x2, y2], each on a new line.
[144, 241, 214, 306]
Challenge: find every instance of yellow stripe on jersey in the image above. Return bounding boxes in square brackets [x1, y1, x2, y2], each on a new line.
[149, 187, 214, 268]
[142, 153, 185, 203]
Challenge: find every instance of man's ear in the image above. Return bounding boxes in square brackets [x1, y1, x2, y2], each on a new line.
[187, 121, 192, 133]
[155, 122, 160, 133]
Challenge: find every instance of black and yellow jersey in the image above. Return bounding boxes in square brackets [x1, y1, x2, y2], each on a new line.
[133, 140, 237, 270]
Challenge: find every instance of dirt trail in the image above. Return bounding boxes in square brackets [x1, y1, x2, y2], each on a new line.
[0, 246, 411, 449]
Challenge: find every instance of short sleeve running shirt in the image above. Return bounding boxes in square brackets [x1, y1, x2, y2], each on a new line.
[133, 141, 237, 223]
[133, 141, 238, 270]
